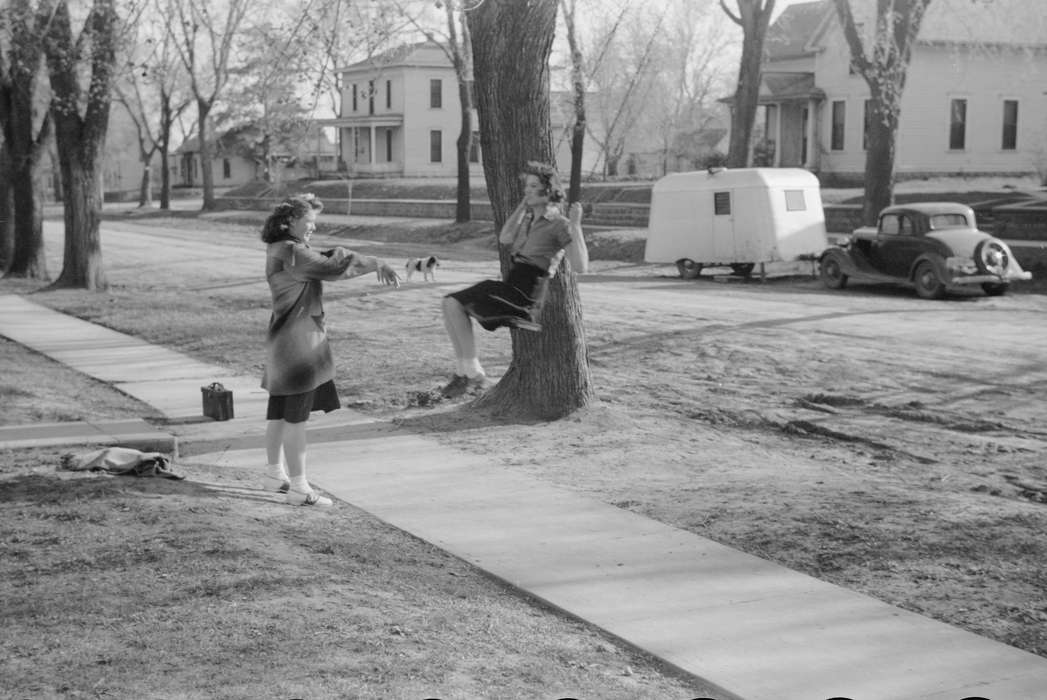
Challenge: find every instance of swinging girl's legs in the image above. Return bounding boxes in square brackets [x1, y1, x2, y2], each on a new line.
[442, 296, 485, 381]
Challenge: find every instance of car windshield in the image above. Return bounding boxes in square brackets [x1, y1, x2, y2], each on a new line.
[929, 213, 968, 229]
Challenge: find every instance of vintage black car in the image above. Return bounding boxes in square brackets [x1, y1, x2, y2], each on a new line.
[819, 202, 1031, 299]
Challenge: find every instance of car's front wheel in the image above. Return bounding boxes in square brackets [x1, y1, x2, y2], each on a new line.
[914, 261, 946, 299]
[982, 282, 1008, 297]
[819, 255, 848, 289]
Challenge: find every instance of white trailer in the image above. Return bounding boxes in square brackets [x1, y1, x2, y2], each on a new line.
[644, 168, 828, 278]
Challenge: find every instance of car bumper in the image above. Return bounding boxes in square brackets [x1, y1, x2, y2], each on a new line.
[948, 271, 1032, 286]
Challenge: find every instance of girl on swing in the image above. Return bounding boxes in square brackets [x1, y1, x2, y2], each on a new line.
[440, 161, 588, 399]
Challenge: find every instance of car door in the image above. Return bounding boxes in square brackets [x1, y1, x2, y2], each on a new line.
[877, 214, 924, 277]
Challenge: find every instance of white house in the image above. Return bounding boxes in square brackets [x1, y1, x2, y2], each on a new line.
[322, 42, 483, 178]
[757, 0, 1047, 184]
[174, 124, 337, 188]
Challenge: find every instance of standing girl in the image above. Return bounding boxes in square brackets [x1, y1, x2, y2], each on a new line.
[261, 194, 399, 506]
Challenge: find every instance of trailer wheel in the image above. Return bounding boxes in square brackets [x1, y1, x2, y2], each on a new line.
[730, 263, 755, 278]
[676, 258, 703, 279]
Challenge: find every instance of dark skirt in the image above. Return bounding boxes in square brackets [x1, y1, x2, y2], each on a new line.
[266, 379, 340, 424]
[447, 261, 550, 331]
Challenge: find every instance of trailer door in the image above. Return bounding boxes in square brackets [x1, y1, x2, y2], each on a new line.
[712, 189, 735, 262]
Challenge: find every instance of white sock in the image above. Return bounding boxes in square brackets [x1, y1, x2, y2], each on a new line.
[459, 357, 484, 378]
[267, 463, 288, 480]
[290, 476, 311, 493]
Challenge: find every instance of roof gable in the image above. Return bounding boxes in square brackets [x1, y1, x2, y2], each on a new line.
[340, 41, 450, 74]
[765, 1, 831, 60]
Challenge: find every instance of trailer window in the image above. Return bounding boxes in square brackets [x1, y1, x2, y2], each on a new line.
[784, 190, 806, 211]
[713, 191, 731, 215]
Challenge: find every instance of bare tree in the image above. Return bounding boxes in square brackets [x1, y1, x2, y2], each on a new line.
[114, 0, 192, 209]
[222, 4, 323, 185]
[833, 0, 934, 224]
[648, 2, 733, 174]
[720, 0, 776, 167]
[167, 0, 250, 210]
[585, 7, 663, 176]
[0, 0, 53, 280]
[43, 0, 120, 291]
[468, 0, 593, 420]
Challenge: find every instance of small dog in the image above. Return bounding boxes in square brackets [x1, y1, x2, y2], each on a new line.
[405, 255, 440, 282]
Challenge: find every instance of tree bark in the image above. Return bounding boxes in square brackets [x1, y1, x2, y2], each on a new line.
[454, 80, 472, 223]
[53, 146, 107, 289]
[2, 0, 51, 280]
[467, 0, 594, 420]
[862, 92, 897, 225]
[159, 92, 173, 210]
[833, 0, 933, 224]
[138, 154, 153, 208]
[0, 141, 13, 272]
[197, 97, 216, 210]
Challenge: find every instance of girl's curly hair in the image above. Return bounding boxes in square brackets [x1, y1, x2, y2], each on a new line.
[260, 193, 324, 243]
[520, 160, 565, 204]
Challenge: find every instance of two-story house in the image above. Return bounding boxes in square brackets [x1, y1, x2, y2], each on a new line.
[323, 41, 483, 178]
[758, 0, 1047, 184]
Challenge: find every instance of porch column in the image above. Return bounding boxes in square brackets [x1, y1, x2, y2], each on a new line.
[805, 98, 818, 170]
[369, 127, 376, 165]
[774, 102, 783, 168]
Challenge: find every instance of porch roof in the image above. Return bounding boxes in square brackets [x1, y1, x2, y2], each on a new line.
[318, 115, 405, 129]
[758, 72, 824, 103]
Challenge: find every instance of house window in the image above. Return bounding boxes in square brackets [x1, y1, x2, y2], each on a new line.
[468, 130, 480, 163]
[949, 98, 967, 150]
[352, 84, 357, 112]
[713, 191, 731, 216]
[430, 79, 442, 109]
[386, 129, 393, 162]
[430, 130, 442, 163]
[222, 158, 231, 179]
[386, 80, 392, 109]
[368, 80, 375, 115]
[830, 100, 846, 151]
[785, 190, 806, 211]
[862, 99, 873, 150]
[1002, 100, 1018, 150]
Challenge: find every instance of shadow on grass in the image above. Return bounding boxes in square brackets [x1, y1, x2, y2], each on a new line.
[0, 468, 279, 506]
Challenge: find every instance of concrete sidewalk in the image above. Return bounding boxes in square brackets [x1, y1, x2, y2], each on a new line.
[3, 292, 1047, 700]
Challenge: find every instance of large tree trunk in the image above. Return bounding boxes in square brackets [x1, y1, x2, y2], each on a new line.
[197, 98, 216, 210]
[138, 154, 154, 208]
[159, 92, 173, 210]
[2, 0, 50, 280]
[52, 130, 108, 290]
[0, 142, 13, 273]
[468, 0, 594, 420]
[862, 93, 898, 226]
[8, 156, 47, 279]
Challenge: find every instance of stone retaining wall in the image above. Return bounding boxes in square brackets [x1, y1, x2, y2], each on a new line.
[216, 195, 1044, 239]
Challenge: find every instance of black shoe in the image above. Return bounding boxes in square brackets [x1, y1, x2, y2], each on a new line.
[440, 374, 470, 398]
